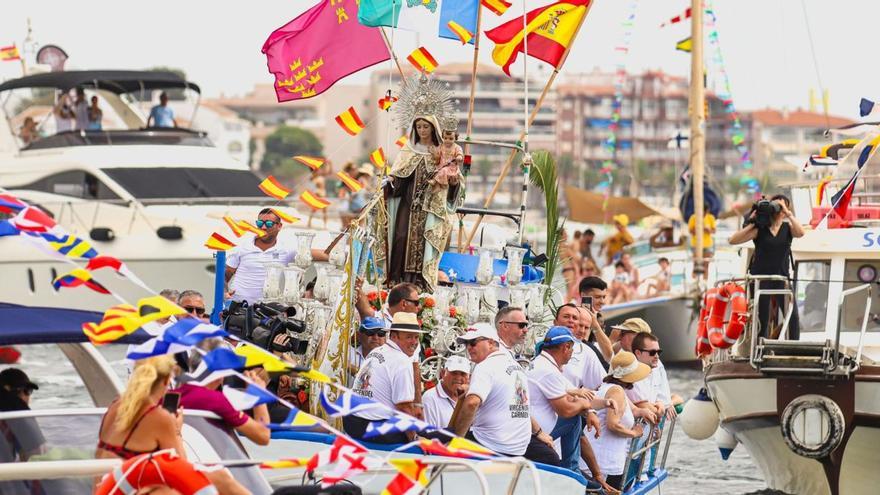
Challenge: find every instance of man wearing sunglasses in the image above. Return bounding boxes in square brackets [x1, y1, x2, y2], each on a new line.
[178, 290, 209, 322]
[348, 317, 387, 383]
[494, 306, 529, 358]
[630, 332, 676, 421]
[225, 209, 294, 304]
[355, 282, 422, 363]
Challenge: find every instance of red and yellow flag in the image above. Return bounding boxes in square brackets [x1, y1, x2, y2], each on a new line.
[271, 208, 300, 224]
[485, 0, 591, 76]
[335, 106, 366, 136]
[223, 216, 246, 237]
[258, 175, 291, 200]
[370, 147, 387, 168]
[337, 171, 363, 193]
[447, 20, 474, 45]
[293, 156, 325, 171]
[816, 176, 833, 205]
[236, 220, 267, 237]
[300, 190, 331, 210]
[482, 0, 512, 16]
[395, 136, 409, 148]
[406, 47, 439, 73]
[82, 304, 140, 344]
[0, 45, 20, 62]
[381, 459, 429, 495]
[378, 95, 398, 111]
[205, 232, 236, 251]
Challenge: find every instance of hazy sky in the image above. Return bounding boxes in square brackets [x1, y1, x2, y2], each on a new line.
[2, 1, 876, 119]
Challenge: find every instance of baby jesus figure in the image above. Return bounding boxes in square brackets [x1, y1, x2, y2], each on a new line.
[431, 129, 463, 189]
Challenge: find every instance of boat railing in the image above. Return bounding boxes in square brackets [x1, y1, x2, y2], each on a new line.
[617, 416, 675, 493]
[837, 283, 872, 373]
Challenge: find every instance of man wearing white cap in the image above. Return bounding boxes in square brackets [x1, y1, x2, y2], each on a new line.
[346, 312, 424, 444]
[422, 355, 470, 429]
[450, 323, 561, 466]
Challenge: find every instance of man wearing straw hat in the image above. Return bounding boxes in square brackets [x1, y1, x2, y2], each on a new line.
[346, 312, 425, 444]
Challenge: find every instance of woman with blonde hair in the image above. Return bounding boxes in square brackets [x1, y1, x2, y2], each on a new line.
[96, 356, 249, 494]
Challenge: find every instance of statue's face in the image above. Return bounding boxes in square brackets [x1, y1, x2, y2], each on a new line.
[415, 119, 434, 142]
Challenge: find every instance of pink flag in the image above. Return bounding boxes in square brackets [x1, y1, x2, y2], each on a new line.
[262, 0, 390, 102]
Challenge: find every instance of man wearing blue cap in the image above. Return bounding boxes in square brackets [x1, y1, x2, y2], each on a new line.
[348, 316, 387, 384]
[528, 326, 615, 473]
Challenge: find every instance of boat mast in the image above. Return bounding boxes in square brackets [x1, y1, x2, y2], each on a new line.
[690, 0, 706, 278]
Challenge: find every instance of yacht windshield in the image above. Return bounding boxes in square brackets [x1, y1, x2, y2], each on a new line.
[102, 168, 265, 202]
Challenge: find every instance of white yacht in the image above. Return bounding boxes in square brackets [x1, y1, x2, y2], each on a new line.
[702, 176, 880, 495]
[0, 70, 332, 311]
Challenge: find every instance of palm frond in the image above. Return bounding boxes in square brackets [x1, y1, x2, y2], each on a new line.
[529, 150, 563, 292]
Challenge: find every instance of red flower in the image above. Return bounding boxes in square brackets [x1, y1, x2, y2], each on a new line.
[423, 297, 435, 308]
[297, 390, 308, 406]
[380, 290, 388, 301]
[449, 306, 457, 317]
[418, 319, 423, 326]
[424, 347, 435, 357]
[425, 380, 436, 390]
[367, 291, 378, 302]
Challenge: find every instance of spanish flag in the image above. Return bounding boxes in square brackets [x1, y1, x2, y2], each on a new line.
[293, 156, 325, 171]
[370, 147, 387, 168]
[337, 171, 363, 193]
[485, 0, 591, 76]
[223, 216, 246, 237]
[378, 95, 397, 111]
[395, 136, 408, 148]
[271, 208, 300, 224]
[236, 220, 267, 237]
[300, 190, 330, 210]
[205, 232, 236, 251]
[335, 106, 366, 136]
[406, 47, 439, 74]
[447, 20, 474, 45]
[258, 175, 291, 200]
[481, 0, 512, 16]
[0, 45, 20, 62]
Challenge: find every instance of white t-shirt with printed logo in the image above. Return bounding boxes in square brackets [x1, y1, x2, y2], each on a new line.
[563, 341, 606, 392]
[226, 238, 296, 304]
[422, 383, 456, 429]
[351, 340, 415, 420]
[527, 351, 575, 434]
[467, 350, 531, 455]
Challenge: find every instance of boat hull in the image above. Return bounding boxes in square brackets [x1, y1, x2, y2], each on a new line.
[603, 295, 698, 364]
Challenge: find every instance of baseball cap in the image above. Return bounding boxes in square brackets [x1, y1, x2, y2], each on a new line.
[456, 322, 500, 344]
[610, 317, 652, 334]
[535, 326, 577, 355]
[0, 368, 38, 391]
[612, 214, 630, 226]
[444, 355, 471, 374]
[359, 316, 386, 331]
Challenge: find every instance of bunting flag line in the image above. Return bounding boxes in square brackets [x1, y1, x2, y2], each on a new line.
[482, 0, 512, 16]
[335, 106, 366, 136]
[258, 175, 292, 200]
[337, 171, 363, 193]
[236, 220, 267, 237]
[271, 208, 300, 224]
[447, 20, 474, 45]
[829, 172, 859, 218]
[82, 304, 140, 344]
[319, 387, 383, 418]
[803, 155, 838, 171]
[9, 206, 57, 233]
[394, 136, 408, 149]
[857, 134, 880, 168]
[42, 233, 98, 259]
[273, 407, 322, 430]
[0, 194, 26, 214]
[0, 45, 20, 62]
[417, 437, 495, 459]
[262, 0, 390, 102]
[223, 384, 278, 411]
[485, 0, 591, 76]
[860, 97, 877, 117]
[363, 414, 437, 439]
[816, 176, 833, 205]
[234, 344, 292, 372]
[259, 458, 310, 469]
[675, 37, 692, 53]
[127, 318, 228, 360]
[85, 255, 152, 293]
[185, 348, 247, 386]
[205, 232, 236, 251]
[370, 147, 387, 168]
[300, 190, 331, 210]
[406, 47, 439, 73]
[819, 139, 860, 160]
[381, 459, 430, 495]
[322, 452, 381, 487]
[52, 268, 110, 294]
[659, 6, 691, 27]
[825, 122, 880, 137]
[223, 216, 247, 237]
[293, 156, 325, 171]
[306, 435, 367, 473]
[297, 368, 331, 384]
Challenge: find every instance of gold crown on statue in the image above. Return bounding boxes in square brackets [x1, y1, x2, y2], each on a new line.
[394, 72, 459, 133]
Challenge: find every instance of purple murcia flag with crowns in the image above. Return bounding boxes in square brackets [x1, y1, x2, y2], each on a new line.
[262, 0, 390, 103]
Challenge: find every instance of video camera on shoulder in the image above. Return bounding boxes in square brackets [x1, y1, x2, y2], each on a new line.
[223, 301, 309, 355]
[747, 197, 781, 229]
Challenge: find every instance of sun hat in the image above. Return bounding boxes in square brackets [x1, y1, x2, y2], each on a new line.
[535, 326, 577, 355]
[610, 317, 652, 334]
[388, 312, 425, 333]
[456, 322, 500, 344]
[612, 214, 630, 226]
[443, 355, 471, 374]
[0, 368, 38, 391]
[359, 316, 386, 332]
[357, 164, 375, 177]
[609, 351, 651, 384]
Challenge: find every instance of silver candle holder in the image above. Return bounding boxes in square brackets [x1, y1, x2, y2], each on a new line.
[475, 247, 499, 286]
[293, 231, 316, 269]
[261, 262, 285, 302]
[505, 246, 527, 286]
[281, 266, 305, 306]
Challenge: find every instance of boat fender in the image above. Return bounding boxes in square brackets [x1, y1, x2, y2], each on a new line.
[90, 227, 115, 242]
[95, 450, 217, 495]
[157, 225, 183, 240]
[780, 394, 846, 459]
[695, 289, 717, 356]
[679, 387, 720, 441]
[713, 426, 738, 460]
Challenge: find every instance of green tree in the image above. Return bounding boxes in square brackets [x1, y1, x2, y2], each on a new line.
[261, 125, 323, 179]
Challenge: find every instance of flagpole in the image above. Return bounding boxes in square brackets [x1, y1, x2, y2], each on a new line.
[458, 5, 483, 251]
[379, 27, 408, 85]
[463, 0, 594, 250]
[691, 0, 706, 279]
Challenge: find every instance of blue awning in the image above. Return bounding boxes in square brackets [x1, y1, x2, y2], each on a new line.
[0, 303, 152, 345]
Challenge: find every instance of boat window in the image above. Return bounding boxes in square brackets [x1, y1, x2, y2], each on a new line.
[842, 260, 880, 333]
[101, 167, 265, 201]
[796, 261, 831, 333]
[18, 170, 120, 200]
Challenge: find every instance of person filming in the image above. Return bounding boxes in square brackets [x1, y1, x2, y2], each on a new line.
[729, 194, 804, 339]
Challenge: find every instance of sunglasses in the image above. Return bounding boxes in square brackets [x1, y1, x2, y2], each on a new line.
[465, 338, 488, 347]
[16, 388, 33, 396]
[184, 306, 206, 316]
[255, 220, 277, 229]
[502, 321, 528, 329]
[404, 298, 421, 306]
[360, 328, 387, 337]
[637, 349, 663, 356]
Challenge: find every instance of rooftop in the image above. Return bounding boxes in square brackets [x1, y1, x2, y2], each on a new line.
[751, 108, 853, 128]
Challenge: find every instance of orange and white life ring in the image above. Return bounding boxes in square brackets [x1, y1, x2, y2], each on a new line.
[95, 451, 217, 495]
[695, 288, 716, 356]
[708, 283, 749, 349]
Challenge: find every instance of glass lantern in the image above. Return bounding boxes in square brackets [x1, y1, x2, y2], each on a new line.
[328, 233, 349, 268]
[281, 266, 305, 306]
[325, 269, 345, 306]
[476, 247, 498, 286]
[312, 263, 330, 302]
[527, 284, 550, 322]
[262, 262, 285, 302]
[433, 285, 456, 322]
[509, 284, 532, 310]
[505, 246, 527, 286]
[293, 231, 316, 269]
[462, 285, 486, 324]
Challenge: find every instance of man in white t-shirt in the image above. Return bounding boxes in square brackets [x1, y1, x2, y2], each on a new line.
[422, 355, 470, 429]
[225, 209, 295, 304]
[347, 317, 386, 385]
[629, 332, 674, 420]
[355, 282, 422, 363]
[345, 312, 424, 444]
[450, 323, 561, 466]
[494, 306, 528, 358]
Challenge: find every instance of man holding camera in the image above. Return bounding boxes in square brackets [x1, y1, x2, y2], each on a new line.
[729, 194, 804, 339]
